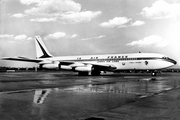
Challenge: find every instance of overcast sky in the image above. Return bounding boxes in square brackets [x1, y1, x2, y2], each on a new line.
[1, 0, 180, 67]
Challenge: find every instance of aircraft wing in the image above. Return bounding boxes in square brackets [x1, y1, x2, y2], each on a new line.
[59, 61, 75, 65]
[2, 57, 42, 63]
[2, 56, 117, 71]
[59, 61, 117, 71]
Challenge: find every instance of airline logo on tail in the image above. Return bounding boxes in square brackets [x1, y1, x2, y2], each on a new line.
[35, 36, 53, 58]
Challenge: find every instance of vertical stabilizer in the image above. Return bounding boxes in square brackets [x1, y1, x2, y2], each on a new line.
[35, 36, 53, 58]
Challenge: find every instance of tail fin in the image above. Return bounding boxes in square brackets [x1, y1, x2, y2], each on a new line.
[35, 36, 53, 58]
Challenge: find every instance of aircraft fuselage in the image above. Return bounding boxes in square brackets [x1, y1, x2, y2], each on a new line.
[40, 53, 176, 72]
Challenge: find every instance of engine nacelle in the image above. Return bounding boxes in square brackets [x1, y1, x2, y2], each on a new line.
[74, 66, 92, 72]
[41, 63, 59, 69]
[59, 65, 72, 70]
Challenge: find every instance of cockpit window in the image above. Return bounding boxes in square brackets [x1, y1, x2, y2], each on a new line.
[162, 57, 169, 59]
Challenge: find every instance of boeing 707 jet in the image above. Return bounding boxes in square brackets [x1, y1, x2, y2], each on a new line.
[3, 36, 177, 76]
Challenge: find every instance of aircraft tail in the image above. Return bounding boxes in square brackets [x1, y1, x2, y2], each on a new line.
[35, 36, 53, 58]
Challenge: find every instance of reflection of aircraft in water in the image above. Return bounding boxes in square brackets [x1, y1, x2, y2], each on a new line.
[63, 84, 128, 94]
[33, 89, 51, 104]
[3, 36, 177, 76]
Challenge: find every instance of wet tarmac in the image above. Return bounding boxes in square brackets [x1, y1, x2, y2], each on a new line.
[0, 72, 180, 120]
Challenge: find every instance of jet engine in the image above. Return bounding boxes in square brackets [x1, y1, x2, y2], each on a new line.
[74, 66, 92, 72]
[41, 63, 59, 69]
[59, 65, 72, 70]
[40, 62, 93, 72]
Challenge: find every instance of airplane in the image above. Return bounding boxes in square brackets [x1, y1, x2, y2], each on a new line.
[2, 36, 177, 76]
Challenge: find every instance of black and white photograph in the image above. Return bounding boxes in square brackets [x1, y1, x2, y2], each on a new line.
[0, 0, 180, 119]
